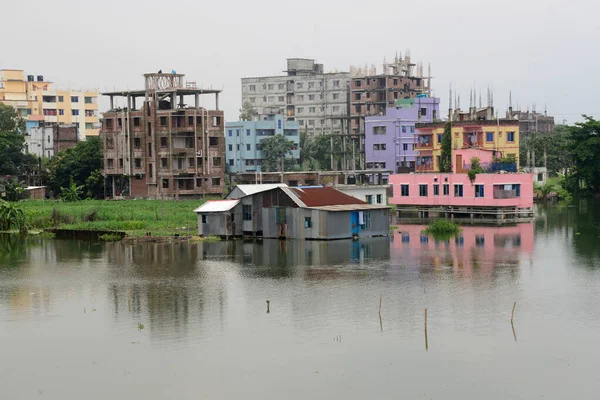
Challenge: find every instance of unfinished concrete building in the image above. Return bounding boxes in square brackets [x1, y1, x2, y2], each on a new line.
[101, 72, 225, 199]
[350, 53, 432, 136]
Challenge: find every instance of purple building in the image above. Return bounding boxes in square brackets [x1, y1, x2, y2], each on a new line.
[365, 96, 440, 174]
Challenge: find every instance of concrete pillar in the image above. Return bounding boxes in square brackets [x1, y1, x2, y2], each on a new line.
[171, 93, 176, 110]
[127, 95, 131, 111]
[179, 94, 184, 108]
[215, 93, 220, 111]
[109, 96, 114, 110]
[131, 96, 136, 110]
[195, 93, 199, 109]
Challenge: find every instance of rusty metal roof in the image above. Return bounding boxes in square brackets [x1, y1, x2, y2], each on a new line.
[288, 187, 366, 207]
[308, 204, 390, 212]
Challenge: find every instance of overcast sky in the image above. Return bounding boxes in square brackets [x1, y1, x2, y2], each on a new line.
[3, 0, 598, 123]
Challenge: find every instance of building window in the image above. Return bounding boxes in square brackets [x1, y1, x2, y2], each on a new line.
[486, 132, 494, 142]
[475, 184, 485, 198]
[305, 217, 312, 228]
[243, 204, 252, 221]
[212, 178, 221, 186]
[72, 109, 79, 116]
[278, 83, 284, 90]
[332, 93, 339, 100]
[454, 184, 463, 197]
[229, 159, 234, 166]
[106, 138, 114, 149]
[212, 157, 222, 167]
[228, 144, 233, 151]
[443, 184, 449, 196]
[84, 97, 94, 104]
[433, 184, 439, 196]
[402, 126, 407, 133]
[267, 84, 274, 90]
[420, 108, 427, 116]
[308, 120, 315, 126]
[297, 107, 304, 114]
[373, 144, 386, 151]
[297, 82, 303, 89]
[400, 184, 409, 196]
[209, 137, 219, 146]
[437, 134, 443, 144]
[119, 158, 124, 168]
[160, 116, 167, 126]
[376, 194, 383, 204]
[71, 96, 79, 103]
[364, 213, 371, 229]
[133, 117, 141, 127]
[107, 159, 114, 168]
[278, 96, 284, 102]
[85, 122, 94, 129]
[134, 138, 141, 148]
[373, 126, 386, 135]
[246, 144, 251, 151]
[160, 137, 167, 147]
[366, 194, 373, 204]
[161, 158, 168, 168]
[419, 184, 428, 197]
[309, 94, 315, 100]
[507, 131, 515, 142]
[59, 109, 65, 116]
[134, 158, 141, 168]
[410, 126, 415, 134]
[402, 143, 408, 151]
[249, 85, 256, 91]
[58, 96, 64, 102]
[333, 80, 340, 88]
[236, 129, 240, 136]
[246, 129, 251, 136]
[309, 107, 315, 113]
[228, 130, 232, 137]
[475, 235, 485, 247]
[104, 119, 113, 129]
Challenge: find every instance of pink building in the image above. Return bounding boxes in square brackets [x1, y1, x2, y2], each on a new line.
[389, 170, 534, 218]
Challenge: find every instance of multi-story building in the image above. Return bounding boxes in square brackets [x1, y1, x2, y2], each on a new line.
[241, 59, 350, 136]
[415, 106, 520, 173]
[350, 54, 431, 136]
[100, 72, 224, 199]
[225, 114, 300, 173]
[506, 108, 555, 135]
[0, 69, 100, 138]
[365, 96, 440, 173]
[25, 124, 78, 158]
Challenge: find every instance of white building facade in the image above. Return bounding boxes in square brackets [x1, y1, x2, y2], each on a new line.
[241, 59, 350, 136]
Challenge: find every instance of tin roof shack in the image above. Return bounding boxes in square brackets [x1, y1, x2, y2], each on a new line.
[255, 186, 390, 240]
[194, 200, 243, 238]
[226, 183, 288, 199]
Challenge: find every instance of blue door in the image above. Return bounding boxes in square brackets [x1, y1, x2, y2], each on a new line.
[351, 211, 360, 236]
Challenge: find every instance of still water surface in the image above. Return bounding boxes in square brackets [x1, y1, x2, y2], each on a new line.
[2, 204, 600, 399]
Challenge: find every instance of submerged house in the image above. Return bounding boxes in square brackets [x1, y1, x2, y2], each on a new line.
[195, 186, 390, 240]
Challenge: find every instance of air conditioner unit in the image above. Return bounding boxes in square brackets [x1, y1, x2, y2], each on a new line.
[196, 150, 202, 157]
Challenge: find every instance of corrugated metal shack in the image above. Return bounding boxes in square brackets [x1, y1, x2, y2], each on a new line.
[194, 200, 242, 238]
[196, 185, 390, 240]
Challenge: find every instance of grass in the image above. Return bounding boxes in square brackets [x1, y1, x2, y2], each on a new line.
[423, 219, 461, 238]
[19, 199, 216, 237]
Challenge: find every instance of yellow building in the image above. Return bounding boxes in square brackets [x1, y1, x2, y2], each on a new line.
[415, 114, 520, 173]
[0, 69, 99, 138]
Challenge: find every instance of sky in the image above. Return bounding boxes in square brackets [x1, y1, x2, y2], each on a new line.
[2, 0, 599, 124]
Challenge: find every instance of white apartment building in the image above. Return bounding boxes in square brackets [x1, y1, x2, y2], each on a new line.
[241, 59, 350, 135]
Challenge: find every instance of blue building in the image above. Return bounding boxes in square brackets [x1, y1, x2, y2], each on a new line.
[225, 114, 300, 173]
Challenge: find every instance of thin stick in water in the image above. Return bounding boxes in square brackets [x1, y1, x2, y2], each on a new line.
[424, 308, 429, 351]
[379, 294, 383, 332]
[511, 301, 516, 323]
[266, 300, 270, 314]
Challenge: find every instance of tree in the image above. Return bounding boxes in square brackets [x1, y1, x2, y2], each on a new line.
[60, 177, 84, 202]
[439, 122, 452, 172]
[239, 102, 258, 121]
[260, 135, 296, 172]
[568, 116, 600, 194]
[0, 199, 27, 232]
[467, 157, 484, 184]
[45, 136, 103, 198]
[0, 104, 28, 176]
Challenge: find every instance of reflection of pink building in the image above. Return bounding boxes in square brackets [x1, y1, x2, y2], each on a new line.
[391, 223, 534, 276]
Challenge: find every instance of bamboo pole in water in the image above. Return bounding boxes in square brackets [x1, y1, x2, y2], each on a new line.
[511, 301, 516, 323]
[424, 308, 428, 351]
[379, 294, 383, 332]
[266, 300, 270, 314]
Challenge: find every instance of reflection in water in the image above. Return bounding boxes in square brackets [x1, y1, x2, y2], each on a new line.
[391, 223, 534, 278]
[7, 206, 600, 399]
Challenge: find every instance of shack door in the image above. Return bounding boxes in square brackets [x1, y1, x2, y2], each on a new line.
[455, 154, 463, 172]
[351, 211, 360, 236]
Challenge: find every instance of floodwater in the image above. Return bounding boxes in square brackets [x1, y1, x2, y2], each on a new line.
[1, 203, 600, 399]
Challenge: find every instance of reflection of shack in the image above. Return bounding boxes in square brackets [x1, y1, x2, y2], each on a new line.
[195, 185, 390, 240]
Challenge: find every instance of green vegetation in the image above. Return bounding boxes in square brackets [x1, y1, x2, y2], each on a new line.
[467, 157, 484, 184]
[99, 233, 123, 242]
[0, 200, 27, 233]
[60, 177, 84, 202]
[19, 199, 208, 237]
[0, 103, 38, 177]
[261, 134, 299, 172]
[423, 219, 461, 237]
[439, 122, 452, 172]
[44, 137, 103, 198]
[238, 101, 258, 121]
[189, 235, 221, 242]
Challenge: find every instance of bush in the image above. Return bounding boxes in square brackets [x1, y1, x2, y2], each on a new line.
[99, 233, 122, 242]
[51, 208, 74, 226]
[0, 200, 27, 232]
[424, 219, 461, 235]
[82, 209, 99, 222]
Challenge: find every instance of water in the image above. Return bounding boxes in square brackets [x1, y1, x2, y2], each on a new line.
[2, 203, 600, 399]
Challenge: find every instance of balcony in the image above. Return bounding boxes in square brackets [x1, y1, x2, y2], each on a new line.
[416, 135, 433, 149]
[463, 132, 483, 148]
[416, 156, 434, 172]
